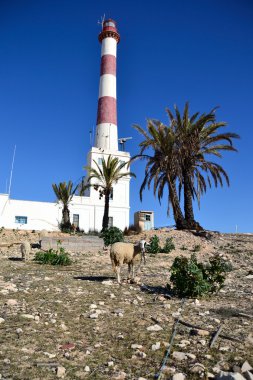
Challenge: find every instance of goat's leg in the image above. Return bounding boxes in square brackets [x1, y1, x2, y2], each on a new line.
[116, 266, 121, 284]
[131, 264, 135, 281]
[127, 264, 132, 280]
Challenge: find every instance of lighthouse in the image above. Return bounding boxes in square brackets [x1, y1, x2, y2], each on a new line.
[95, 19, 120, 151]
[85, 18, 131, 230]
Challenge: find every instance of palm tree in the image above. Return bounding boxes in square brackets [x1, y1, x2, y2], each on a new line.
[52, 181, 77, 230]
[166, 103, 240, 229]
[132, 120, 187, 230]
[81, 155, 136, 231]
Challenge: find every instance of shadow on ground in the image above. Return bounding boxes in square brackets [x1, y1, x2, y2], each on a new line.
[73, 275, 115, 282]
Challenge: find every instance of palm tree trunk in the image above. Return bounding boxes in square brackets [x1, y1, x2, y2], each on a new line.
[168, 180, 187, 230]
[183, 170, 195, 222]
[62, 205, 70, 225]
[102, 190, 110, 231]
[183, 170, 203, 231]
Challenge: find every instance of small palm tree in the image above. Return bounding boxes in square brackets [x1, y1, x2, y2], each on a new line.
[81, 155, 135, 231]
[166, 102, 240, 229]
[52, 181, 77, 230]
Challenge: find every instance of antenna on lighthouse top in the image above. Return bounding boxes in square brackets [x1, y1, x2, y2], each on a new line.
[97, 14, 105, 30]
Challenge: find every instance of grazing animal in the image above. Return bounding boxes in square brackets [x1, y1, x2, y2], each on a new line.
[20, 241, 31, 261]
[110, 241, 146, 284]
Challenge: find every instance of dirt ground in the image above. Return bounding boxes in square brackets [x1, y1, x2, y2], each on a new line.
[0, 228, 252, 379]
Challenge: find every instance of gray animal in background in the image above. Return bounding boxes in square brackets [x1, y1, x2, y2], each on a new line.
[20, 241, 31, 261]
[110, 241, 147, 284]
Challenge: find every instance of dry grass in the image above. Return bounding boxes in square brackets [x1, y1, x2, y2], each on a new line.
[0, 229, 252, 379]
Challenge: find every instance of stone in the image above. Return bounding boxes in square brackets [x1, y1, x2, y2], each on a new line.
[16, 328, 23, 334]
[59, 343, 75, 350]
[215, 371, 246, 379]
[172, 351, 187, 361]
[186, 353, 196, 360]
[208, 373, 215, 378]
[219, 346, 230, 352]
[84, 366, 90, 372]
[89, 313, 98, 319]
[21, 314, 34, 320]
[0, 318, 5, 324]
[131, 344, 143, 349]
[107, 361, 114, 367]
[34, 315, 40, 321]
[192, 328, 210, 336]
[146, 324, 163, 332]
[113, 372, 127, 380]
[172, 373, 185, 380]
[89, 304, 97, 309]
[57, 366, 66, 378]
[6, 299, 18, 306]
[241, 361, 253, 373]
[136, 350, 147, 359]
[190, 363, 205, 373]
[151, 342, 160, 351]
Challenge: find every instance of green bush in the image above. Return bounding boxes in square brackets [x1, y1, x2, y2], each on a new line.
[168, 254, 228, 298]
[34, 242, 71, 265]
[161, 237, 175, 253]
[100, 227, 124, 247]
[192, 244, 201, 252]
[146, 235, 160, 254]
[146, 235, 175, 254]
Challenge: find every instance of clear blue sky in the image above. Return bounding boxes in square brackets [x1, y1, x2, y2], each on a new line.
[0, 0, 252, 232]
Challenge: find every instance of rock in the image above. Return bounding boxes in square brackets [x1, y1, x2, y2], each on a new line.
[89, 313, 98, 319]
[89, 304, 97, 309]
[99, 301, 105, 306]
[6, 299, 18, 306]
[136, 350, 147, 359]
[244, 372, 253, 380]
[138, 378, 147, 380]
[113, 372, 127, 380]
[172, 373, 185, 380]
[219, 346, 230, 352]
[21, 314, 34, 320]
[241, 361, 253, 373]
[131, 344, 143, 349]
[102, 280, 113, 285]
[191, 328, 210, 336]
[246, 275, 253, 279]
[107, 361, 114, 367]
[208, 373, 215, 378]
[215, 371, 246, 379]
[59, 343, 75, 350]
[147, 324, 163, 332]
[190, 363, 205, 373]
[16, 328, 23, 334]
[84, 366, 90, 372]
[199, 339, 206, 346]
[34, 315, 40, 321]
[151, 342, 160, 351]
[186, 353, 196, 360]
[172, 351, 187, 361]
[0, 318, 5, 324]
[57, 366, 66, 378]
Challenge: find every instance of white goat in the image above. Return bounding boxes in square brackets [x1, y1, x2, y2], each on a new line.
[20, 241, 31, 261]
[110, 241, 147, 284]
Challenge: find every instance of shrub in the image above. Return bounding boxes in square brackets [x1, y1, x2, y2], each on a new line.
[100, 227, 124, 247]
[168, 254, 228, 298]
[34, 242, 71, 265]
[192, 244, 201, 252]
[161, 237, 175, 253]
[146, 235, 160, 254]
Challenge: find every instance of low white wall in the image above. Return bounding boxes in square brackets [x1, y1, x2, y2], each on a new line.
[0, 194, 130, 233]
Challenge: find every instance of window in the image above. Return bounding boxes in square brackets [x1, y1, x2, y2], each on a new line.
[110, 188, 113, 200]
[98, 158, 103, 165]
[73, 214, 79, 228]
[105, 21, 115, 28]
[145, 214, 151, 221]
[15, 216, 27, 224]
[108, 217, 113, 228]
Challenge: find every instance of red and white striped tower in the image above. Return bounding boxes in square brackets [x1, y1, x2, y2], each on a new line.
[95, 19, 120, 151]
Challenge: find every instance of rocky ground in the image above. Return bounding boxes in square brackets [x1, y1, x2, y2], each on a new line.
[0, 228, 252, 380]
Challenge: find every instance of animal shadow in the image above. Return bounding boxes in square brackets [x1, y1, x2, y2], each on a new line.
[73, 275, 115, 282]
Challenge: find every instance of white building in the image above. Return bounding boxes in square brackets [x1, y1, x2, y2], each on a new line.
[0, 19, 131, 233]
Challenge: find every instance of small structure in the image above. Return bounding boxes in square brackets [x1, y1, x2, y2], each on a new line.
[134, 211, 154, 232]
